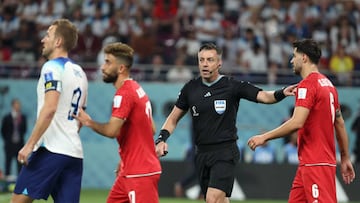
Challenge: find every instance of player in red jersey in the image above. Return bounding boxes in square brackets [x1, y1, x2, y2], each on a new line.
[247, 39, 355, 203]
[74, 42, 161, 203]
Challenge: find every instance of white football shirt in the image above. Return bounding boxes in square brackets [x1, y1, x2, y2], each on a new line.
[34, 57, 88, 158]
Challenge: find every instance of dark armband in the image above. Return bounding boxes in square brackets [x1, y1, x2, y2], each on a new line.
[274, 87, 286, 101]
[155, 129, 170, 145]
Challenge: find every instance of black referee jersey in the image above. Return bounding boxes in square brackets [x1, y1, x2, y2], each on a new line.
[175, 76, 262, 146]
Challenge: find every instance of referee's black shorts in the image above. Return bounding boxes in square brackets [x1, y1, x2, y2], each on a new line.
[195, 141, 240, 197]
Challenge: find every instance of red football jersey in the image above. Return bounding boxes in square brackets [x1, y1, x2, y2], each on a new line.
[295, 72, 339, 166]
[112, 79, 161, 177]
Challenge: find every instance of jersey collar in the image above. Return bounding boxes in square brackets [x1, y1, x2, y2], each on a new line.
[202, 75, 224, 87]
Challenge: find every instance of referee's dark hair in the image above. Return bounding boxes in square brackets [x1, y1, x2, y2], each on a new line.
[293, 39, 321, 65]
[199, 43, 222, 56]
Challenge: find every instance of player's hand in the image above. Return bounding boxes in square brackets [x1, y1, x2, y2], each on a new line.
[73, 108, 92, 127]
[17, 144, 33, 165]
[340, 158, 355, 184]
[283, 84, 297, 96]
[247, 135, 266, 151]
[114, 163, 120, 177]
[155, 141, 168, 157]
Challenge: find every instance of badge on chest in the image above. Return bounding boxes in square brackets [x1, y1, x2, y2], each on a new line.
[214, 100, 226, 114]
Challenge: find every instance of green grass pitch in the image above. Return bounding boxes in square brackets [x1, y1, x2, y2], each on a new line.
[1, 189, 285, 203]
[1, 189, 359, 203]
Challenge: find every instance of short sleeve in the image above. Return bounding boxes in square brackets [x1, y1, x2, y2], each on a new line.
[175, 82, 190, 111]
[295, 79, 316, 109]
[41, 60, 64, 92]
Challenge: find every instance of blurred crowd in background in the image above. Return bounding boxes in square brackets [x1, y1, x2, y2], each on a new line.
[1, 0, 360, 85]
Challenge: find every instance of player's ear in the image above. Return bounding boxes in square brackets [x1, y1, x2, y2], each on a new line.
[55, 37, 62, 48]
[119, 64, 126, 73]
[302, 53, 308, 62]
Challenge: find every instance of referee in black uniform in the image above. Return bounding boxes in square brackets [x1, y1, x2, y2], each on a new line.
[155, 43, 297, 203]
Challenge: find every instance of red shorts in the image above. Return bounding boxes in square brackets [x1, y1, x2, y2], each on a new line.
[289, 165, 336, 203]
[107, 174, 160, 203]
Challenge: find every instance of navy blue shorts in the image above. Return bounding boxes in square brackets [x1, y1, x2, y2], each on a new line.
[14, 147, 83, 202]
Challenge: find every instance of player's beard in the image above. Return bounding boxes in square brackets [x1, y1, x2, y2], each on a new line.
[103, 71, 118, 83]
[293, 64, 301, 75]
